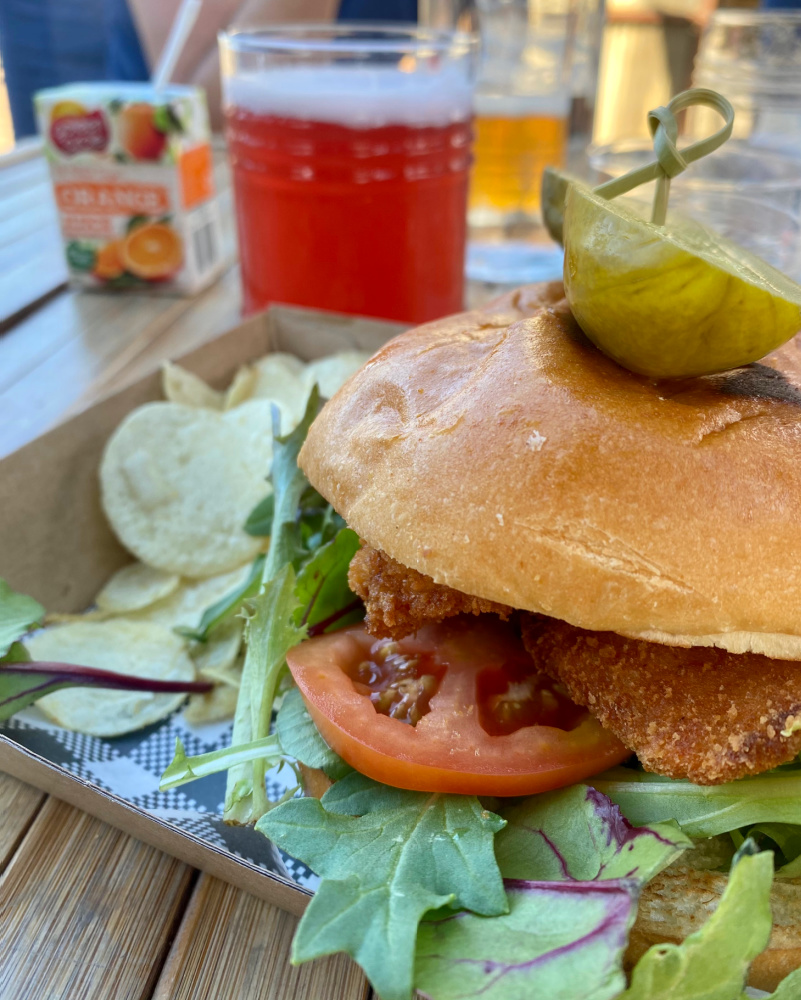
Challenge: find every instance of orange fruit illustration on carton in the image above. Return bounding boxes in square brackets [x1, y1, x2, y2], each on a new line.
[121, 223, 183, 279]
[118, 103, 167, 161]
[93, 239, 125, 280]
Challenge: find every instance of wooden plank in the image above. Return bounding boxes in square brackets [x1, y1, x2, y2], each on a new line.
[0, 773, 44, 872]
[0, 155, 67, 325]
[152, 873, 370, 1000]
[0, 291, 194, 458]
[0, 797, 194, 1000]
[88, 266, 244, 400]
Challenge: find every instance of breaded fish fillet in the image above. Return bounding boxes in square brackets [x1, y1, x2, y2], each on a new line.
[521, 615, 801, 784]
[348, 545, 512, 640]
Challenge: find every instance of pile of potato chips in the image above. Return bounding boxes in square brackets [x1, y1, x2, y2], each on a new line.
[29, 350, 370, 737]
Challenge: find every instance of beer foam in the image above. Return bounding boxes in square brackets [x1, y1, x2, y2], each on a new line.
[224, 66, 473, 127]
[474, 92, 570, 118]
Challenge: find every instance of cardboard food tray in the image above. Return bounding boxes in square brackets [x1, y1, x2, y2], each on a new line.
[0, 303, 406, 915]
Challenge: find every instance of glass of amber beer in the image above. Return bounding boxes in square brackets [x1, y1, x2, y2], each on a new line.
[469, 0, 573, 228]
[219, 26, 475, 323]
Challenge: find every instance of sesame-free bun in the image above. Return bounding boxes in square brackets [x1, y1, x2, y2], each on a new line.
[300, 282, 801, 637]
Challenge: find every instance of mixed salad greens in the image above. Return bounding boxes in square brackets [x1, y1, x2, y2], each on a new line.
[4, 389, 801, 999]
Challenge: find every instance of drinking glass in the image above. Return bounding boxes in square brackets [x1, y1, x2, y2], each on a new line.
[469, 0, 573, 229]
[691, 10, 801, 153]
[589, 141, 801, 281]
[219, 26, 475, 323]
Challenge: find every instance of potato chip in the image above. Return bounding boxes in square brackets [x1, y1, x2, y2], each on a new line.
[191, 617, 243, 681]
[100, 403, 268, 577]
[162, 361, 224, 410]
[95, 562, 180, 614]
[303, 350, 371, 399]
[184, 683, 239, 726]
[45, 609, 110, 625]
[221, 399, 280, 470]
[224, 364, 258, 410]
[228, 353, 308, 430]
[26, 619, 195, 736]
[125, 564, 251, 632]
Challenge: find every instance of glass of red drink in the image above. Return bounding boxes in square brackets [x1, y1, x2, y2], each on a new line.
[219, 25, 475, 323]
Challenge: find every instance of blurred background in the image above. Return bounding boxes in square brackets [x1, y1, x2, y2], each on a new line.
[2, 0, 801, 321]
[0, 0, 753, 153]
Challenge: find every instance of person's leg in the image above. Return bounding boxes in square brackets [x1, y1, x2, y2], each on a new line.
[337, 0, 418, 21]
[104, 0, 150, 80]
[0, 0, 107, 139]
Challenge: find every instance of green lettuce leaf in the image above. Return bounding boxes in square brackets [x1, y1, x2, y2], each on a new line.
[256, 770, 507, 1000]
[224, 565, 306, 823]
[275, 687, 352, 781]
[222, 525, 362, 823]
[762, 966, 801, 999]
[0, 579, 44, 658]
[160, 734, 282, 790]
[593, 767, 801, 839]
[496, 784, 691, 883]
[415, 878, 639, 1000]
[177, 554, 265, 643]
[294, 527, 361, 632]
[411, 785, 690, 1000]
[262, 387, 320, 582]
[621, 842, 773, 999]
[243, 492, 275, 536]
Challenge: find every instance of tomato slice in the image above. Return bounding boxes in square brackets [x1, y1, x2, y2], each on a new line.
[286, 615, 630, 796]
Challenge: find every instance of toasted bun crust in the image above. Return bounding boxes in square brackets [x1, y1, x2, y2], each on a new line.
[629, 862, 801, 991]
[300, 282, 801, 636]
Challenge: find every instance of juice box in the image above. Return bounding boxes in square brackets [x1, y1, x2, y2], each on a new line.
[34, 82, 224, 295]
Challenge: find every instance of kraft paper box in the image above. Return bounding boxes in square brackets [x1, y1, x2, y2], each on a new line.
[0, 304, 405, 913]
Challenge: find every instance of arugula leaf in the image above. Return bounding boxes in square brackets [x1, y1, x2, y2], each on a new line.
[275, 687, 352, 781]
[177, 554, 265, 643]
[411, 785, 689, 1000]
[257, 770, 507, 1000]
[224, 565, 306, 823]
[621, 842, 773, 999]
[592, 767, 801, 838]
[415, 877, 639, 1000]
[0, 660, 211, 721]
[0, 579, 44, 658]
[496, 784, 690, 884]
[160, 734, 282, 790]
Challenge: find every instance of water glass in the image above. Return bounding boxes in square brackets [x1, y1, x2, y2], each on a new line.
[589, 141, 801, 281]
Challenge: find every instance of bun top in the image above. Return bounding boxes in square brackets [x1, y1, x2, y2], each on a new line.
[300, 282, 801, 637]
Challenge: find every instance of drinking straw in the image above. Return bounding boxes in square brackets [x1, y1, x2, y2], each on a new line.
[152, 0, 203, 92]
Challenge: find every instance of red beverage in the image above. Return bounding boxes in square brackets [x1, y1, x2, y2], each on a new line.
[220, 28, 476, 324]
[225, 109, 472, 323]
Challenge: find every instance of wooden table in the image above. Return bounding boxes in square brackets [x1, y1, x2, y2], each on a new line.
[0, 154, 372, 1000]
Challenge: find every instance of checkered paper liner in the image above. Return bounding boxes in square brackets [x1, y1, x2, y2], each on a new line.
[0, 706, 319, 891]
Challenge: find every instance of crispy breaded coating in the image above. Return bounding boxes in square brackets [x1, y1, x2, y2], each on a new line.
[349, 545, 512, 640]
[521, 614, 801, 784]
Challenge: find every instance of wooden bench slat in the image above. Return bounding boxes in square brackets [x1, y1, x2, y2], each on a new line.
[152, 873, 370, 1000]
[0, 773, 45, 872]
[0, 798, 194, 1000]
